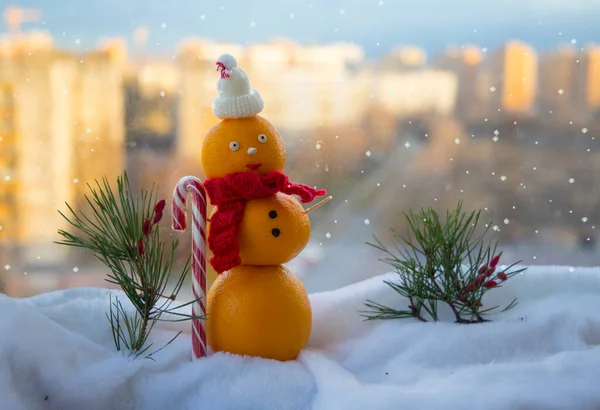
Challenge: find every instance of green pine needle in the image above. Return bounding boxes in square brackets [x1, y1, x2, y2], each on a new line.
[57, 171, 203, 358]
[363, 200, 526, 324]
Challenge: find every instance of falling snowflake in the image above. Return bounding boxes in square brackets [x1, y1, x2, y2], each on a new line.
[315, 143, 322, 150]
[85, 128, 92, 134]
[454, 138, 460, 145]
[4, 175, 10, 181]
[482, 47, 488, 53]
[571, 39, 577, 44]
[492, 225, 500, 231]
[74, 38, 81, 45]
[325, 232, 331, 239]
[404, 142, 411, 148]
[489, 86, 496, 92]
[4, 264, 10, 270]
[0, 225, 3, 231]
[73, 267, 80, 273]
[582, 217, 589, 223]
[569, 178, 575, 184]
[200, 14, 206, 20]
[378, 0, 384, 5]
[582, 128, 589, 134]
[161, 22, 167, 29]
[160, 90, 166, 97]
[493, 129, 500, 136]
[569, 267, 575, 272]
[365, 150, 372, 157]
[504, 218, 510, 225]
[364, 219, 370, 225]
[558, 89, 564, 95]
[289, 12, 296, 19]
[339, 9, 345, 14]
[73, 178, 79, 183]
[250, 21, 256, 27]
[500, 175, 507, 181]
[492, 136, 499, 142]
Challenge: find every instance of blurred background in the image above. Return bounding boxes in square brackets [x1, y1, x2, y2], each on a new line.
[1, 0, 600, 297]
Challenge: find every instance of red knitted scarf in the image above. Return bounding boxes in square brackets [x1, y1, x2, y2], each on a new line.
[204, 170, 327, 274]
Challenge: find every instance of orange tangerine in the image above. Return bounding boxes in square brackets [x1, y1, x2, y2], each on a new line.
[201, 115, 286, 179]
[206, 264, 312, 361]
[208, 193, 310, 266]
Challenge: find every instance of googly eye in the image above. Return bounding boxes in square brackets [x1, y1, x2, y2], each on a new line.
[229, 141, 240, 151]
[258, 134, 268, 144]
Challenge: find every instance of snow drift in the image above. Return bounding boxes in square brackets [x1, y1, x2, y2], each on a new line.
[2, 266, 600, 410]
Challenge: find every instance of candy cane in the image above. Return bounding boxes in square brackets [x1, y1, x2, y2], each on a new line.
[172, 176, 207, 359]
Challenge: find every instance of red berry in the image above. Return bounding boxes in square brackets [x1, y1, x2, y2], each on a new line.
[485, 266, 496, 277]
[154, 199, 166, 214]
[142, 220, 152, 236]
[497, 272, 508, 281]
[137, 239, 145, 256]
[490, 254, 501, 268]
[152, 211, 163, 225]
[478, 264, 488, 274]
[484, 280, 497, 288]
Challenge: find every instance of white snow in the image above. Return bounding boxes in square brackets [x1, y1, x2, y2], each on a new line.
[2, 265, 600, 410]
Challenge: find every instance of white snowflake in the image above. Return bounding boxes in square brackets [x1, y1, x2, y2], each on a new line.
[582, 217, 589, 223]
[4, 264, 10, 270]
[492, 136, 499, 142]
[492, 225, 500, 231]
[315, 143, 322, 150]
[289, 12, 296, 19]
[325, 232, 331, 239]
[569, 267, 575, 272]
[404, 142, 411, 148]
[160, 90, 166, 97]
[4, 175, 10, 181]
[364, 219, 370, 225]
[73, 178, 79, 183]
[493, 129, 500, 136]
[571, 39, 577, 44]
[200, 14, 206, 20]
[0, 225, 3, 231]
[504, 218, 509, 225]
[569, 178, 575, 184]
[489, 86, 496, 92]
[365, 150, 372, 157]
[161, 23, 167, 29]
[582, 128, 589, 134]
[73, 267, 79, 273]
[500, 175, 507, 181]
[454, 138, 460, 145]
[558, 89, 564, 95]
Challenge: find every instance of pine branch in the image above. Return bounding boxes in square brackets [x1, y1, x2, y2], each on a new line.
[56, 171, 203, 358]
[363, 200, 526, 324]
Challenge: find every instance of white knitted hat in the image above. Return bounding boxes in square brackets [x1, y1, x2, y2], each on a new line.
[211, 54, 264, 119]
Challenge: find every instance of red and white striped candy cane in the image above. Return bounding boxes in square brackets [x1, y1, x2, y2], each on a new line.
[172, 176, 207, 359]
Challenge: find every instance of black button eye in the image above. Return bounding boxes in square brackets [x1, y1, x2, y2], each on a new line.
[269, 210, 277, 219]
[271, 228, 281, 237]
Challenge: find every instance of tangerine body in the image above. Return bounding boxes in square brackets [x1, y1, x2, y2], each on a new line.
[206, 264, 312, 361]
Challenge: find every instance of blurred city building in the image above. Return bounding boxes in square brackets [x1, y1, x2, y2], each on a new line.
[0, 32, 124, 270]
[3, 21, 600, 297]
[490, 40, 538, 115]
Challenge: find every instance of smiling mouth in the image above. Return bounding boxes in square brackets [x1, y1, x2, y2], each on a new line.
[246, 163, 261, 170]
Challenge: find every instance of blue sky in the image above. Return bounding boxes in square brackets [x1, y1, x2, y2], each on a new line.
[6, 0, 600, 58]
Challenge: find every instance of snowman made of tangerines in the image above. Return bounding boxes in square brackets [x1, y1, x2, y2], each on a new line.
[202, 54, 329, 361]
